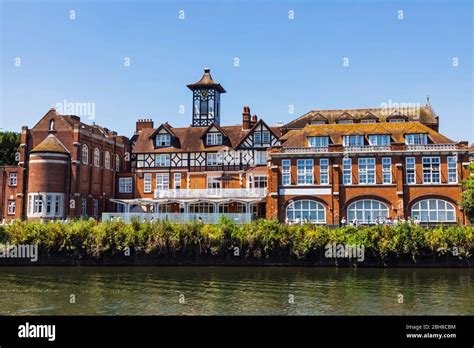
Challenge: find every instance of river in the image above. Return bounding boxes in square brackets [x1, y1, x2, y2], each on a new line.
[0, 267, 472, 315]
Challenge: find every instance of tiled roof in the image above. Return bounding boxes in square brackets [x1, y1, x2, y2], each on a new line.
[186, 68, 226, 93]
[284, 105, 437, 129]
[30, 134, 70, 154]
[280, 122, 453, 147]
[469, 144, 474, 154]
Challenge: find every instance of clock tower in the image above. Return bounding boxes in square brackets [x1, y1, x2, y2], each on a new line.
[187, 68, 226, 127]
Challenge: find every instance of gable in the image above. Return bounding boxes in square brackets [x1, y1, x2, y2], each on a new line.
[238, 121, 280, 149]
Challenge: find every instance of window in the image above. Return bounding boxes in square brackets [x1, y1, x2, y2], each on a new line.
[253, 131, 271, 146]
[382, 158, 392, 184]
[82, 198, 87, 216]
[174, 173, 182, 189]
[262, 131, 271, 144]
[156, 134, 171, 147]
[422, 157, 440, 184]
[389, 118, 406, 123]
[189, 202, 215, 214]
[255, 151, 267, 165]
[406, 134, 428, 145]
[343, 158, 352, 185]
[27, 193, 63, 216]
[34, 195, 43, 214]
[282, 160, 291, 186]
[46, 195, 52, 214]
[358, 158, 376, 184]
[49, 119, 55, 131]
[320, 158, 329, 184]
[347, 199, 389, 224]
[155, 154, 170, 167]
[297, 159, 313, 185]
[93, 199, 99, 217]
[254, 132, 261, 144]
[54, 195, 60, 215]
[368, 135, 391, 146]
[343, 135, 364, 146]
[207, 176, 221, 189]
[206, 133, 222, 146]
[406, 157, 416, 184]
[308, 136, 329, 147]
[252, 175, 267, 188]
[206, 152, 222, 166]
[411, 199, 456, 223]
[144, 173, 152, 193]
[82, 144, 89, 164]
[119, 178, 133, 193]
[310, 120, 326, 125]
[94, 148, 100, 167]
[156, 173, 169, 190]
[7, 200, 15, 215]
[448, 156, 457, 183]
[218, 203, 229, 213]
[338, 120, 353, 124]
[104, 151, 110, 169]
[286, 200, 326, 224]
[115, 154, 120, 172]
[361, 119, 376, 124]
[9, 173, 17, 186]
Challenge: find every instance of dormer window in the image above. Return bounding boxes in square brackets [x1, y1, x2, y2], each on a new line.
[405, 133, 428, 145]
[389, 118, 406, 123]
[368, 135, 391, 146]
[308, 136, 329, 147]
[156, 134, 171, 147]
[206, 133, 222, 146]
[254, 131, 271, 146]
[343, 135, 364, 146]
[310, 120, 327, 125]
[338, 120, 354, 124]
[361, 119, 376, 124]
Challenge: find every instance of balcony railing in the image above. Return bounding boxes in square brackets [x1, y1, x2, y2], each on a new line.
[102, 212, 253, 224]
[406, 144, 457, 151]
[282, 147, 329, 153]
[154, 188, 267, 199]
[344, 145, 391, 152]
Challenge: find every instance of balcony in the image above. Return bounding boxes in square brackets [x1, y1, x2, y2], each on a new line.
[154, 188, 267, 199]
[282, 147, 329, 154]
[344, 145, 391, 153]
[406, 144, 457, 151]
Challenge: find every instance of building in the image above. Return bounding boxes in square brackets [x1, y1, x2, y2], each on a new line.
[0, 68, 471, 225]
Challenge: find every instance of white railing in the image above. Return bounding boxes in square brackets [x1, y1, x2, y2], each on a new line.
[282, 147, 329, 153]
[344, 145, 391, 152]
[102, 212, 253, 224]
[406, 144, 457, 151]
[154, 188, 267, 199]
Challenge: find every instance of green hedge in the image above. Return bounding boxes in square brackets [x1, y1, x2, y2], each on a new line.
[0, 218, 472, 260]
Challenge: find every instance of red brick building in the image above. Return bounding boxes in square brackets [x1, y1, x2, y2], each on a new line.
[0, 69, 471, 224]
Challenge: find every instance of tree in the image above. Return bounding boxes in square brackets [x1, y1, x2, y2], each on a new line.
[0, 132, 20, 165]
[460, 163, 474, 221]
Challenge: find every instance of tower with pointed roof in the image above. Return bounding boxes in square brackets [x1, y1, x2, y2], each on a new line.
[187, 68, 226, 127]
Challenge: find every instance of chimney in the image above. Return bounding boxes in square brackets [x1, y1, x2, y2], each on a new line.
[242, 106, 251, 130]
[136, 118, 154, 133]
[251, 114, 258, 127]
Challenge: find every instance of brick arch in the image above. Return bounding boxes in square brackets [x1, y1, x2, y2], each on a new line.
[342, 195, 394, 212]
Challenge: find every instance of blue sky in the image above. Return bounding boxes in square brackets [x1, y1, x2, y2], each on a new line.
[1, 0, 472, 141]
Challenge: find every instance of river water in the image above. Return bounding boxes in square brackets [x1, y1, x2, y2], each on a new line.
[0, 267, 472, 315]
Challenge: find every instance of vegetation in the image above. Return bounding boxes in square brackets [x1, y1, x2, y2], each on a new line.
[460, 162, 474, 221]
[0, 132, 20, 165]
[0, 218, 472, 262]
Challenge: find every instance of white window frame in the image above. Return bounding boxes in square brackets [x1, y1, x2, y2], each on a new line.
[406, 157, 416, 184]
[406, 133, 428, 145]
[382, 157, 392, 184]
[422, 156, 440, 184]
[320, 158, 329, 185]
[343, 158, 352, 185]
[262, 131, 271, 144]
[206, 133, 222, 146]
[93, 148, 100, 167]
[156, 134, 171, 147]
[255, 151, 267, 165]
[82, 198, 87, 216]
[82, 144, 89, 164]
[93, 199, 99, 217]
[358, 158, 376, 184]
[8, 173, 17, 186]
[343, 135, 364, 146]
[308, 136, 329, 148]
[155, 154, 170, 167]
[104, 151, 110, 169]
[207, 176, 221, 189]
[115, 154, 120, 172]
[411, 199, 456, 223]
[7, 200, 15, 215]
[119, 177, 133, 193]
[368, 135, 391, 146]
[156, 173, 169, 190]
[206, 152, 223, 166]
[282, 159, 291, 186]
[447, 156, 457, 184]
[144, 173, 152, 193]
[347, 199, 389, 224]
[297, 159, 314, 185]
[174, 173, 182, 189]
[286, 200, 326, 224]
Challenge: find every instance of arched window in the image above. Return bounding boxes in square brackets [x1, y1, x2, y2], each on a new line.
[49, 119, 55, 131]
[188, 202, 215, 213]
[286, 200, 326, 223]
[347, 199, 389, 224]
[411, 199, 455, 222]
[82, 144, 89, 164]
[94, 148, 100, 167]
[115, 154, 120, 172]
[104, 151, 110, 169]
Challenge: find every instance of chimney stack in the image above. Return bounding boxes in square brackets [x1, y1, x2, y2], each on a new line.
[251, 114, 258, 127]
[242, 106, 251, 130]
[136, 118, 154, 133]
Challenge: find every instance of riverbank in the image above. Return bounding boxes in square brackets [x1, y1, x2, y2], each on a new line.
[0, 219, 472, 267]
